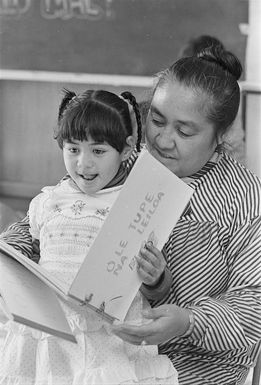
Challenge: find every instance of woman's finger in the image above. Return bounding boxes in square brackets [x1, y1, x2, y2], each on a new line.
[112, 329, 146, 345]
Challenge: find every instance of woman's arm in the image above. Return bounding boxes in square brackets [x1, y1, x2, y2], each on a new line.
[113, 216, 261, 349]
[0, 215, 38, 261]
[186, 215, 261, 351]
[140, 268, 173, 301]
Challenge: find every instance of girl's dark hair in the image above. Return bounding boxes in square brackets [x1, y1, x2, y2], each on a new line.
[55, 89, 142, 153]
[154, 45, 242, 136]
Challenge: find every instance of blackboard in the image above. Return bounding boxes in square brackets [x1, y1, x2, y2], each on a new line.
[0, 0, 248, 76]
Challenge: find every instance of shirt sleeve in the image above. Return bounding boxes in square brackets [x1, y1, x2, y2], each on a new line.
[0, 193, 45, 261]
[28, 193, 44, 240]
[140, 268, 173, 301]
[187, 215, 261, 351]
[0, 215, 34, 259]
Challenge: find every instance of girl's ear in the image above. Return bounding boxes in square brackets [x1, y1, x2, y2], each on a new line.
[121, 135, 136, 161]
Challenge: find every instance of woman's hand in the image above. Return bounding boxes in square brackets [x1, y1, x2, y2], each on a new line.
[136, 241, 166, 286]
[111, 304, 190, 345]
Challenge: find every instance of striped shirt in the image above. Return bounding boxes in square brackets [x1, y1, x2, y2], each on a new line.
[1, 150, 260, 384]
[152, 151, 261, 385]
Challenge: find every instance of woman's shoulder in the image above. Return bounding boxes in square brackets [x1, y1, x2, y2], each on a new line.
[220, 152, 261, 190]
[123, 147, 143, 174]
[213, 152, 260, 217]
[189, 152, 260, 223]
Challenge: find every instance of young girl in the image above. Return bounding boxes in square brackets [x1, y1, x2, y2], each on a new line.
[0, 89, 178, 385]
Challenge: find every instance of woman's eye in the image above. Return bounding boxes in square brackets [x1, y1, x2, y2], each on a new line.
[152, 118, 164, 127]
[177, 127, 192, 138]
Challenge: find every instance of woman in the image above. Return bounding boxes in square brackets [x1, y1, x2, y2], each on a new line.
[1, 46, 261, 384]
[112, 46, 261, 384]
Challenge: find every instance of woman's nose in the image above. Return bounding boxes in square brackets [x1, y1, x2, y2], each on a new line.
[156, 127, 176, 149]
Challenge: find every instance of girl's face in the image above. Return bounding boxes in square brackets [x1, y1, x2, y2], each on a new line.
[145, 80, 219, 177]
[63, 138, 129, 194]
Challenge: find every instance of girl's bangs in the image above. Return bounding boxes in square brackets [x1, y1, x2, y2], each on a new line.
[61, 102, 126, 152]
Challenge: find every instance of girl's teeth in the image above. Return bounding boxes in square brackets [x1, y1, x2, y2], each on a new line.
[83, 175, 96, 180]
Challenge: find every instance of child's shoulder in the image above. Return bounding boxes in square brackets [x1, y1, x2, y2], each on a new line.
[40, 177, 77, 195]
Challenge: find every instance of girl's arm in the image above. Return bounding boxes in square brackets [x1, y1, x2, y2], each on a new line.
[138, 244, 173, 301]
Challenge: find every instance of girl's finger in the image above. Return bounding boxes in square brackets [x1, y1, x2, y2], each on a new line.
[136, 255, 157, 276]
[138, 248, 161, 268]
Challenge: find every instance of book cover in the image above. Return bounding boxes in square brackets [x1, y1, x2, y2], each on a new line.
[0, 252, 76, 343]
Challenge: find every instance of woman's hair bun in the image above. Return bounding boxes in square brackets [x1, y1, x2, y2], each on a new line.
[197, 45, 242, 81]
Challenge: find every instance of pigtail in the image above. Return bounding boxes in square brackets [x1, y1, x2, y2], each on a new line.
[120, 91, 142, 152]
[58, 88, 77, 122]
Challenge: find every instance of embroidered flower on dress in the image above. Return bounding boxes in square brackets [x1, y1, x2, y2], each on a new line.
[71, 200, 86, 215]
[95, 207, 110, 216]
[53, 204, 62, 213]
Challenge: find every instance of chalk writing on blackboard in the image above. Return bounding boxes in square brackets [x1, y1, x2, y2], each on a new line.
[0, 0, 31, 16]
[0, 0, 113, 20]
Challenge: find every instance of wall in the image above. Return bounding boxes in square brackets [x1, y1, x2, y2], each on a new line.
[244, 0, 261, 177]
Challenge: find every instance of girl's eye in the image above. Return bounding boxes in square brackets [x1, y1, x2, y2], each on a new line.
[68, 147, 79, 153]
[93, 149, 106, 155]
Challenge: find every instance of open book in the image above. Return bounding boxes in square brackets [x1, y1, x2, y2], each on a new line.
[0, 150, 193, 343]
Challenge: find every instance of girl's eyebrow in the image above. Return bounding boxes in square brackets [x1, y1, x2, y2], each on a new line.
[89, 141, 107, 146]
[64, 139, 77, 144]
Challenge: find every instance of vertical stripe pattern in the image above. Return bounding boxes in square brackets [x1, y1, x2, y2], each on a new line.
[152, 153, 261, 384]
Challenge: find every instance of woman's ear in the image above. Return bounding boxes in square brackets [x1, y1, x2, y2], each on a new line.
[121, 135, 136, 161]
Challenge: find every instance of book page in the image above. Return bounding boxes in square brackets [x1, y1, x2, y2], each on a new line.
[0, 252, 76, 343]
[69, 150, 193, 321]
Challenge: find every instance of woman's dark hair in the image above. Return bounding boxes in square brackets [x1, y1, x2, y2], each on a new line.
[55, 89, 142, 153]
[178, 35, 225, 59]
[154, 45, 242, 136]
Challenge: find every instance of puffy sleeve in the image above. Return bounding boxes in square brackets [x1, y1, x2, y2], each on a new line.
[0, 177, 69, 262]
[28, 193, 45, 240]
[188, 215, 261, 351]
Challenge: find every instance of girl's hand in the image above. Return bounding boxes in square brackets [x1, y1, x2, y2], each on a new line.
[111, 304, 190, 345]
[136, 241, 166, 286]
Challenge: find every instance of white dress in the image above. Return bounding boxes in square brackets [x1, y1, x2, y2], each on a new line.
[0, 179, 178, 385]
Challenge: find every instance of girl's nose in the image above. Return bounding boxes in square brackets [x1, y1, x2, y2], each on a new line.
[77, 153, 94, 170]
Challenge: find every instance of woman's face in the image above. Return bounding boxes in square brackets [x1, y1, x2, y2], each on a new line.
[145, 80, 219, 177]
